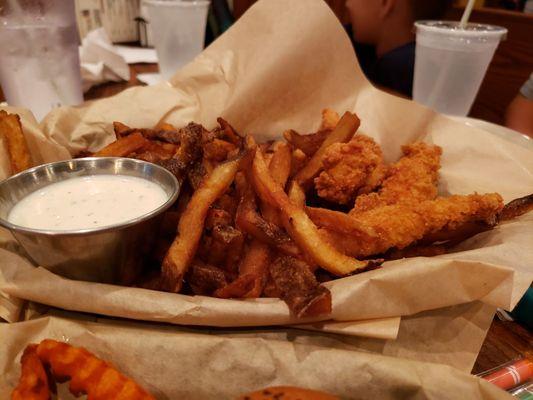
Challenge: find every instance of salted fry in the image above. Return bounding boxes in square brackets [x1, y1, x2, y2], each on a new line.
[294, 111, 360, 188]
[269, 256, 331, 317]
[306, 206, 377, 238]
[283, 129, 330, 157]
[499, 193, 533, 221]
[262, 141, 292, 226]
[162, 156, 241, 292]
[94, 132, 150, 157]
[113, 121, 132, 138]
[35, 339, 154, 399]
[288, 181, 306, 208]
[235, 176, 300, 257]
[11, 345, 51, 400]
[251, 142, 369, 276]
[290, 148, 308, 177]
[215, 239, 270, 298]
[203, 138, 238, 161]
[0, 110, 32, 174]
[217, 117, 242, 146]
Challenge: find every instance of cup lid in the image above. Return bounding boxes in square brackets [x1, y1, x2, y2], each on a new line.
[415, 20, 507, 39]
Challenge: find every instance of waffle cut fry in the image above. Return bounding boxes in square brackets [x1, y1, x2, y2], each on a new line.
[12, 339, 155, 400]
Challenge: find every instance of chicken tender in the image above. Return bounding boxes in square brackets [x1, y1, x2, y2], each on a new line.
[322, 193, 503, 258]
[314, 134, 386, 204]
[352, 142, 442, 213]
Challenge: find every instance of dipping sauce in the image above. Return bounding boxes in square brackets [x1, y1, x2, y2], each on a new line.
[8, 175, 168, 231]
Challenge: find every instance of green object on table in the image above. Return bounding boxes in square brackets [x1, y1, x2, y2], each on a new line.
[512, 287, 533, 331]
[516, 390, 533, 400]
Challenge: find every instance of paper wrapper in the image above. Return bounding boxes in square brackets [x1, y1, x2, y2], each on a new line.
[0, 0, 532, 335]
[0, 312, 511, 400]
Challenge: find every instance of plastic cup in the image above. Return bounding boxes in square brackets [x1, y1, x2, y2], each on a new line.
[413, 21, 507, 116]
[144, 0, 210, 80]
[0, 0, 83, 121]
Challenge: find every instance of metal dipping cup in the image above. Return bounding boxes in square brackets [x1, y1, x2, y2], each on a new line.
[0, 157, 180, 283]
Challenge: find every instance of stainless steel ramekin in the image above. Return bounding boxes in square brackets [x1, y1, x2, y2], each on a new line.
[0, 157, 179, 283]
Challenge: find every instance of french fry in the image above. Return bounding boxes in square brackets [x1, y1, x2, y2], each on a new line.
[203, 138, 238, 161]
[261, 141, 292, 227]
[288, 181, 306, 208]
[235, 176, 300, 257]
[0, 110, 32, 174]
[214, 239, 270, 298]
[320, 108, 340, 130]
[294, 111, 360, 188]
[161, 156, 242, 292]
[290, 148, 308, 177]
[217, 117, 242, 146]
[268, 141, 291, 188]
[251, 141, 369, 276]
[499, 193, 533, 221]
[283, 129, 329, 157]
[36, 339, 155, 399]
[94, 132, 150, 157]
[269, 256, 332, 317]
[11, 345, 51, 400]
[306, 206, 377, 238]
[113, 121, 132, 138]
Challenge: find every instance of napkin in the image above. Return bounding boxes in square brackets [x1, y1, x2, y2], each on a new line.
[79, 28, 130, 92]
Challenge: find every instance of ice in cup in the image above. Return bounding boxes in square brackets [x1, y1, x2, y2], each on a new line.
[413, 21, 507, 116]
[144, 0, 210, 80]
[0, 0, 83, 121]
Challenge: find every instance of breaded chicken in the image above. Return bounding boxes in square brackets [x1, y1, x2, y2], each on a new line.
[321, 193, 503, 258]
[314, 134, 386, 204]
[352, 142, 442, 213]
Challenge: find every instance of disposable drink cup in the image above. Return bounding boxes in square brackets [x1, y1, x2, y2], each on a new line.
[413, 21, 507, 116]
[0, 0, 83, 121]
[144, 0, 210, 80]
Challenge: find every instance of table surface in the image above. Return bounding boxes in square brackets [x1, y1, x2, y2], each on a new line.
[62, 63, 533, 375]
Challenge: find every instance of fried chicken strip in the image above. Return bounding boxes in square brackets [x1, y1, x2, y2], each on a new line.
[314, 134, 386, 204]
[35, 339, 155, 400]
[319, 193, 503, 258]
[11, 345, 51, 400]
[352, 142, 442, 213]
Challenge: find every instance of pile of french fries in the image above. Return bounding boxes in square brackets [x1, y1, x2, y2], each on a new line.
[1, 109, 531, 318]
[89, 110, 374, 317]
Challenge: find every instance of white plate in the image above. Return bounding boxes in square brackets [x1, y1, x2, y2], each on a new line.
[448, 115, 533, 151]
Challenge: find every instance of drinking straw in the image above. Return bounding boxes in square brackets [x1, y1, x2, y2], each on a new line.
[480, 357, 533, 391]
[459, 0, 476, 29]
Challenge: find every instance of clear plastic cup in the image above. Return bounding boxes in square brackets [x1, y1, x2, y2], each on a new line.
[0, 0, 83, 121]
[144, 0, 210, 80]
[413, 21, 507, 116]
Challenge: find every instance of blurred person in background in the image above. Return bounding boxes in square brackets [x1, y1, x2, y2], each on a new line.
[346, 0, 451, 97]
[505, 73, 533, 138]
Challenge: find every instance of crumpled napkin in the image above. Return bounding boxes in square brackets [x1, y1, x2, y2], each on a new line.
[79, 28, 130, 92]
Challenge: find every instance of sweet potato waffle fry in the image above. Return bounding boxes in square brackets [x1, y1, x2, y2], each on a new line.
[12, 340, 154, 400]
[78, 109, 531, 318]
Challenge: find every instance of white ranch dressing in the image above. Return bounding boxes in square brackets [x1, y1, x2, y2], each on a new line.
[8, 175, 168, 231]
